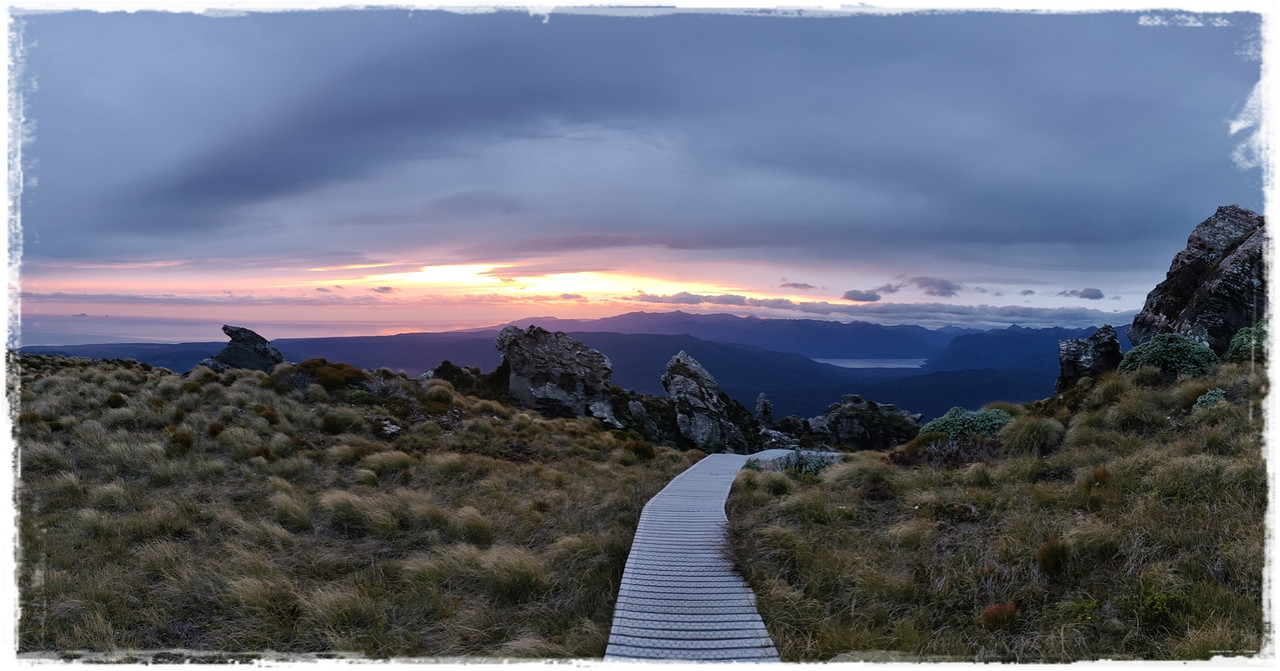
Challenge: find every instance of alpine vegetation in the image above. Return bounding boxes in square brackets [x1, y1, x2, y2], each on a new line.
[14, 354, 698, 658]
[726, 348, 1266, 661]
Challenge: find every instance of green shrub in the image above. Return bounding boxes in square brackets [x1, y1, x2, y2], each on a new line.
[1224, 320, 1267, 362]
[1192, 388, 1227, 412]
[777, 449, 837, 478]
[1119, 333, 1217, 381]
[105, 392, 126, 409]
[920, 407, 1013, 441]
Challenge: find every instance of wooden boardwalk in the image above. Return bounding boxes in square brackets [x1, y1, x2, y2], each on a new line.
[604, 448, 825, 662]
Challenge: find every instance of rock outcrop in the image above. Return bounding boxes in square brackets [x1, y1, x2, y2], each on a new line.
[661, 351, 760, 453]
[1128, 205, 1266, 355]
[807, 394, 921, 451]
[1055, 325, 1123, 392]
[495, 325, 620, 427]
[194, 325, 286, 373]
[755, 393, 774, 427]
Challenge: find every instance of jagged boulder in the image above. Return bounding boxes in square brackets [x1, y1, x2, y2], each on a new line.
[1055, 325, 1123, 392]
[1128, 205, 1266, 355]
[194, 325, 286, 373]
[807, 394, 922, 451]
[661, 351, 760, 453]
[495, 325, 619, 426]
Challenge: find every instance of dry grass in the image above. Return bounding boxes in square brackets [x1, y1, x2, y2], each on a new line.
[13, 353, 694, 658]
[727, 360, 1267, 662]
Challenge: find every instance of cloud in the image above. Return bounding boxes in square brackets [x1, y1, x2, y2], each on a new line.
[623, 291, 1134, 329]
[315, 287, 331, 293]
[479, 262, 614, 278]
[558, 293, 585, 300]
[1057, 288, 1105, 300]
[910, 276, 962, 297]
[1020, 289, 1037, 296]
[841, 289, 881, 302]
[370, 286, 398, 294]
[13, 10, 1264, 342]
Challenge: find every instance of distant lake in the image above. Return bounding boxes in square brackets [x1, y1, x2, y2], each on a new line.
[813, 358, 927, 369]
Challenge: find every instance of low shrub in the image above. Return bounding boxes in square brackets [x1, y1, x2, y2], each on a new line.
[1035, 537, 1070, 578]
[1120, 333, 1217, 381]
[1224, 320, 1266, 363]
[979, 602, 1020, 631]
[777, 449, 837, 479]
[1192, 388, 1227, 412]
[320, 410, 363, 435]
[999, 416, 1065, 456]
[294, 358, 371, 393]
[920, 407, 1013, 442]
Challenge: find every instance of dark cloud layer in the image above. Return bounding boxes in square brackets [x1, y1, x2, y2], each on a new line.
[11, 7, 1265, 338]
[16, 9, 1262, 267]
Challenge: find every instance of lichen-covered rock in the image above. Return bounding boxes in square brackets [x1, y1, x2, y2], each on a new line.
[1128, 205, 1266, 355]
[807, 394, 921, 451]
[661, 351, 760, 453]
[495, 325, 619, 426]
[1055, 325, 1123, 392]
[194, 325, 286, 373]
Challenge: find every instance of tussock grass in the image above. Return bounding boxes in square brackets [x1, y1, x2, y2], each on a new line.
[14, 353, 694, 658]
[728, 359, 1266, 662]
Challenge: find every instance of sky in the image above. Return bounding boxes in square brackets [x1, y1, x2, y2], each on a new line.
[5, 1, 1271, 345]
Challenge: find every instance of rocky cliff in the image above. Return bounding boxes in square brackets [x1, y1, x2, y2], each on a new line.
[1128, 205, 1266, 355]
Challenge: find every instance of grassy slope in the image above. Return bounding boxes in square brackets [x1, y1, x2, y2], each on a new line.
[14, 354, 700, 657]
[727, 361, 1268, 662]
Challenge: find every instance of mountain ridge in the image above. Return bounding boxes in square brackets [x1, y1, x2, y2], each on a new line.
[17, 312, 1098, 420]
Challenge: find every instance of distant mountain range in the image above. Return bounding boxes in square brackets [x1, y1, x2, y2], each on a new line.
[506, 311, 972, 358]
[18, 311, 1133, 420]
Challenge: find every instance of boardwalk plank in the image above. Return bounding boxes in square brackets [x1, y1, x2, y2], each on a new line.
[605, 449, 843, 661]
[604, 452, 781, 662]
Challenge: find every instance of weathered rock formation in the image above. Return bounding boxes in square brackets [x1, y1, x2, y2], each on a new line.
[661, 351, 760, 453]
[495, 325, 620, 427]
[755, 393, 774, 427]
[194, 325, 286, 373]
[1055, 325, 1123, 392]
[806, 394, 921, 451]
[610, 388, 683, 446]
[1128, 205, 1266, 355]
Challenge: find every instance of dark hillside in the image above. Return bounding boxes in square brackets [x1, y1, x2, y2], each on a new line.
[922, 325, 1132, 373]
[761, 367, 1056, 421]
